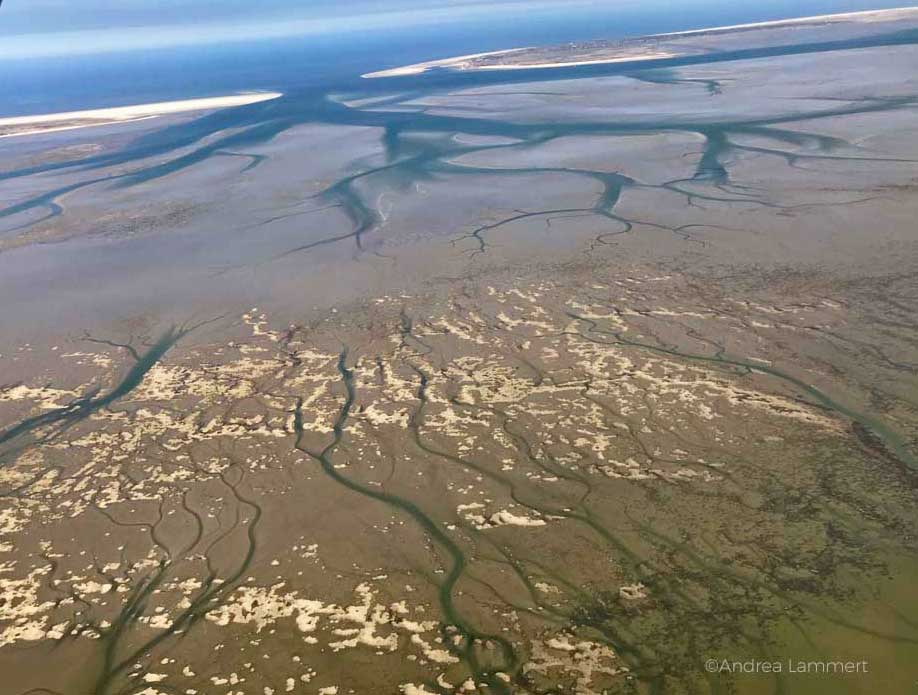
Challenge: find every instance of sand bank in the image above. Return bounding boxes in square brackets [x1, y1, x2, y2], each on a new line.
[0, 92, 283, 138]
[362, 6, 918, 78]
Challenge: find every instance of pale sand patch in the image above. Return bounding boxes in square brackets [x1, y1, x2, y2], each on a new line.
[0, 92, 283, 138]
[645, 5, 918, 38]
[472, 52, 676, 70]
[361, 49, 526, 78]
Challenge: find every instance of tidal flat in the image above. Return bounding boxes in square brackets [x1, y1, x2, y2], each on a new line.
[1, 17, 918, 695]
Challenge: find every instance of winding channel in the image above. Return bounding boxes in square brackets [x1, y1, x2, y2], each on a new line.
[2, 20, 918, 695]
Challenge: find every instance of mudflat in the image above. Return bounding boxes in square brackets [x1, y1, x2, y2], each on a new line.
[1, 15, 918, 695]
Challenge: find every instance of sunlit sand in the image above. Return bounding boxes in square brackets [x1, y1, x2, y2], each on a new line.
[0, 92, 283, 138]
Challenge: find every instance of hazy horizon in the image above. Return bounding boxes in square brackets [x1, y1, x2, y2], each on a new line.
[1, 0, 913, 59]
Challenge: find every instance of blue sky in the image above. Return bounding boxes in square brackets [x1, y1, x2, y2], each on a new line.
[1, 0, 908, 59]
[0, 0, 613, 57]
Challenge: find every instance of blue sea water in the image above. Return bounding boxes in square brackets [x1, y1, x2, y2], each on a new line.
[0, 0, 909, 116]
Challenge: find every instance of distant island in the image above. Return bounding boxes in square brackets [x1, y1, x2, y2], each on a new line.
[363, 6, 918, 77]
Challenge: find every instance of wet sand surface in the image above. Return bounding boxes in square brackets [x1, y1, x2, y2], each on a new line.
[2, 20, 918, 695]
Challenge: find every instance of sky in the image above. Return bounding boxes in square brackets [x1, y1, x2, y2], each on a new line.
[1, 0, 909, 59]
[0, 0, 612, 57]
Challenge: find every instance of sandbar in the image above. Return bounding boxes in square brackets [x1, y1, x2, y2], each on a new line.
[0, 92, 283, 138]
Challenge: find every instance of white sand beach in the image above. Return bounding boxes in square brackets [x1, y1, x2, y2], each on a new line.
[0, 92, 283, 138]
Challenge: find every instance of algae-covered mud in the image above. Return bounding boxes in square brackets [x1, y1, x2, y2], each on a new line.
[2, 13, 918, 695]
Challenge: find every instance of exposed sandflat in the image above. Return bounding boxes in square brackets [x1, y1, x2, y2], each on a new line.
[646, 5, 918, 37]
[0, 92, 283, 138]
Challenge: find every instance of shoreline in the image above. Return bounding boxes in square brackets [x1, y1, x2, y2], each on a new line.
[361, 49, 526, 78]
[362, 5, 918, 78]
[0, 92, 283, 138]
[471, 51, 676, 71]
[644, 5, 918, 38]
